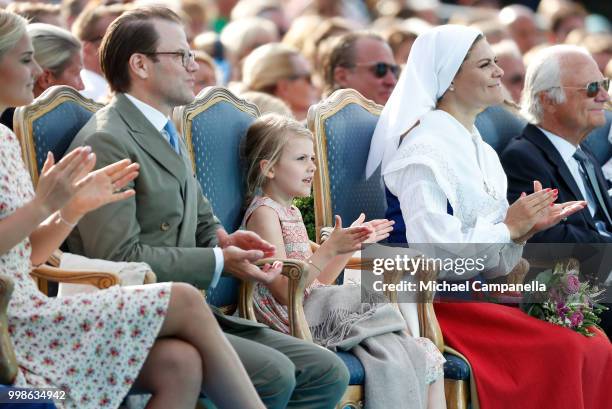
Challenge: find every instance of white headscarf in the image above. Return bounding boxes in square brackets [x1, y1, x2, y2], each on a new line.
[365, 25, 482, 178]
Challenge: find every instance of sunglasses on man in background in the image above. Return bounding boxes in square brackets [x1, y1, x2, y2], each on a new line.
[346, 62, 401, 79]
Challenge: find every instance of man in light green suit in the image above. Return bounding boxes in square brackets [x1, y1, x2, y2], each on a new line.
[66, 6, 349, 408]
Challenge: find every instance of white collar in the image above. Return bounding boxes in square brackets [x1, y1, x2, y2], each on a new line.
[538, 127, 579, 163]
[125, 93, 169, 132]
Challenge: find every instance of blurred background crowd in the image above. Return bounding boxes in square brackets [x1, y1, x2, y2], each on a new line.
[0, 0, 608, 124]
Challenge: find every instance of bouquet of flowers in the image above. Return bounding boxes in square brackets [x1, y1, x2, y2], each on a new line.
[521, 260, 608, 337]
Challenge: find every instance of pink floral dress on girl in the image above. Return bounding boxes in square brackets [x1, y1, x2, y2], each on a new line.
[0, 124, 171, 408]
[243, 196, 323, 334]
[243, 195, 445, 384]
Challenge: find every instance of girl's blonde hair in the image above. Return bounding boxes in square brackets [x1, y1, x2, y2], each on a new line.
[242, 113, 313, 205]
[0, 10, 28, 60]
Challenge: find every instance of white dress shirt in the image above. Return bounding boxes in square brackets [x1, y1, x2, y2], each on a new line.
[539, 127, 596, 217]
[384, 110, 523, 280]
[124, 93, 224, 287]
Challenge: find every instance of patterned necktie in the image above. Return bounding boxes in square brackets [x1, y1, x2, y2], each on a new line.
[573, 148, 612, 226]
[163, 120, 180, 155]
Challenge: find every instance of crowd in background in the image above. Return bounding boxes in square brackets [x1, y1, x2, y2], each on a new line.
[0, 0, 608, 122]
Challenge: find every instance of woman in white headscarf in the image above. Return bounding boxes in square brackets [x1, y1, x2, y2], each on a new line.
[367, 25, 612, 409]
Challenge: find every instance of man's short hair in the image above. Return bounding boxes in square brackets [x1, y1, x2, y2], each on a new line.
[99, 6, 182, 93]
[321, 31, 384, 96]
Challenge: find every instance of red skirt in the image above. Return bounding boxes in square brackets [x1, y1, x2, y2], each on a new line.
[434, 302, 612, 409]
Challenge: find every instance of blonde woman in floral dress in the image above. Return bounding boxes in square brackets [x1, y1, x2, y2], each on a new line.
[0, 10, 269, 409]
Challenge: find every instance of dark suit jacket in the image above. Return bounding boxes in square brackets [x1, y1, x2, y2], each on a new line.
[500, 124, 612, 243]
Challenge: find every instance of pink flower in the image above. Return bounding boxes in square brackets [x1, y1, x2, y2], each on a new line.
[556, 302, 569, 318]
[564, 274, 580, 295]
[570, 311, 584, 328]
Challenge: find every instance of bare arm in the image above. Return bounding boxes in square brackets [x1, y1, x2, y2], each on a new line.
[246, 208, 371, 304]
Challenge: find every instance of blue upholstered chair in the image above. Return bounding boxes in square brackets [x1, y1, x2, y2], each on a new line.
[583, 110, 612, 166]
[475, 104, 527, 154]
[174, 86, 263, 315]
[308, 89, 472, 409]
[14, 85, 104, 186]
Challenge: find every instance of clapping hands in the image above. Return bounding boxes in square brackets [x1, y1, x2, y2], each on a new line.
[32, 147, 140, 223]
[326, 215, 374, 255]
[506, 180, 587, 242]
[350, 213, 395, 244]
[217, 229, 282, 284]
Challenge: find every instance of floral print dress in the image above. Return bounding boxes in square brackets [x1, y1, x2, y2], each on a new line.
[243, 196, 445, 384]
[0, 124, 171, 408]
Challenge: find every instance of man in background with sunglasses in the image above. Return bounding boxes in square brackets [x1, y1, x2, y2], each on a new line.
[322, 31, 398, 105]
[501, 45, 612, 245]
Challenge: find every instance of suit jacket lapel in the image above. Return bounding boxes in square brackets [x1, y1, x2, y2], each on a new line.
[523, 125, 585, 200]
[113, 94, 188, 185]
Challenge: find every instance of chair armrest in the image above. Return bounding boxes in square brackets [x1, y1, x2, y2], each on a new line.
[47, 250, 157, 285]
[507, 258, 529, 285]
[0, 275, 17, 384]
[240, 258, 313, 342]
[143, 270, 157, 284]
[414, 263, 445, 352]
[30, 264, 120, 289]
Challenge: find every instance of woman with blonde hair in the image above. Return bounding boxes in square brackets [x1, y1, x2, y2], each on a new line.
[28, 23, 84, 97]
[242, 42, 319, 120]
[0, 22, 84, 130]
[0, 9, 272, 409]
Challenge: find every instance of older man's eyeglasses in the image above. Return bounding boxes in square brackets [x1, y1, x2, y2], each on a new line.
[561, 78, 610, 98]
[142, 49, 196, 68]
[349, 62, 400, 79]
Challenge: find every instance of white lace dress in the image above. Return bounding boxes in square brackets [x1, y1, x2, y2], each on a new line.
[384, 109, 523, 279]
[0, 124, 172, 408]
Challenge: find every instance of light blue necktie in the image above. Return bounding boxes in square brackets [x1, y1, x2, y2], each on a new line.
[162, 120, 180, 155]
[573, 148, 612, 229]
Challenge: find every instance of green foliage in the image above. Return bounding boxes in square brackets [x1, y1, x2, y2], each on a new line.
[294, 196, 315, 241]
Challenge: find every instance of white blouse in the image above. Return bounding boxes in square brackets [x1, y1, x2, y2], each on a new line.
[383, 110, 523, 279]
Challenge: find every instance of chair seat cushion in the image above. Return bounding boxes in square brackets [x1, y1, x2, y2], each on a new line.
[443, 353, 471, 380]
[335, 351, 365, 385]
[335, 351, 470, 384]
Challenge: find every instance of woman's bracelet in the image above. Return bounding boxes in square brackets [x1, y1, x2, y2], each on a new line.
[307, 259, 323, 274]
[57, 210, 79, 228]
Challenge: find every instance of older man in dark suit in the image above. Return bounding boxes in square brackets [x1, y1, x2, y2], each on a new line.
[501, 44, 612, 335]
[67, 6, 349, 408]
[501, 45, 612, 244]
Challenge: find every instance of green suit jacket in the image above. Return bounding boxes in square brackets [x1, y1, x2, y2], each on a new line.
[67, 94, 266, 329]
[67, 93, 222, 289]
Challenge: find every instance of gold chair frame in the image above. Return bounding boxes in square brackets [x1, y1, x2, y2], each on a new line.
[306, 89, 454, 409]
[14, 85, 104, 186]
[13, 86, 155, 294]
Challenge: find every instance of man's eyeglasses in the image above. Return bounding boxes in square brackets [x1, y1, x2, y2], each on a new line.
[142, 49, 196, 69]
[561, 78, 610, 98]
[348, 62, 400, 79]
